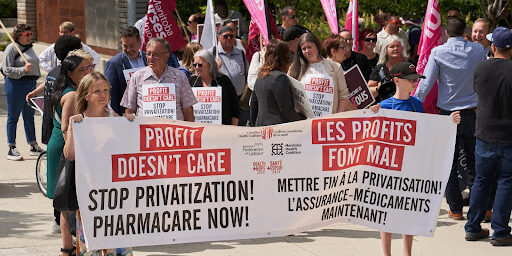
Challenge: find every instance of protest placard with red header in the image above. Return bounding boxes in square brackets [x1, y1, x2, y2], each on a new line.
[321, 0, 339, 34]
[142, 0, 186, 53]
[344, 0, 359, 50]
[414, 0, 442, 114]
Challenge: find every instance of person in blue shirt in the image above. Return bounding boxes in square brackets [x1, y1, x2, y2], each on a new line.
[371, 62, 460, 256]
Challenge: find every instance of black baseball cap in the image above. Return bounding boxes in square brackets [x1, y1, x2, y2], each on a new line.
[390, 62, 426, 80]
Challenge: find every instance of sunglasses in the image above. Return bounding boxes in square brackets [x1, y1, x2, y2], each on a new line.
[193, 63, 203, 67]
[364, 37, 377, 42]
[223, 34, 234, 39]
[188, 20, 195, 24]
[21, 32, 33, 37]
[287, 15, 297, 19]
[407, 78, 419, 83]
[389, 20, 402, 25]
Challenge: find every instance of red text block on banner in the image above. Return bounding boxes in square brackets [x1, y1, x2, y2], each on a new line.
[112, 149, 231, 182]
[312, 117, 417, 146]
[322, 142, 405, 171]
[140, 124, 204, 151]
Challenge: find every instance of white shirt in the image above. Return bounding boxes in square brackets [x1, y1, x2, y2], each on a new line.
[300, 62, 328, 84]
[38, 42, 100, 72]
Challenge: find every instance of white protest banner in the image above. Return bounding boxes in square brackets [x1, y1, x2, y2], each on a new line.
[192, 87, 222, 124]
[287, 75, 315, 119]
[122, 67, 144, 86]
[141, 83, 177, 119]
[302, 74, 335, 117]
[344, 65, 375, 109]
[74, 110, 456, 250]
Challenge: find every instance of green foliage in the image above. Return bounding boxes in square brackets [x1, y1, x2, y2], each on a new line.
[0, 0, 16, 18]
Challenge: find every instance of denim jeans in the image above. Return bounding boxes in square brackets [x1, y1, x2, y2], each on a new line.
[465, 138, 512, 239]
[4, 77, 37, 146]
[439, 108, 476, 214]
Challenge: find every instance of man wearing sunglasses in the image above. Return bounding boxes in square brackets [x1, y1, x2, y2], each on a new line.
[277, 6, 309, 38]
[339, 30, 373, 82]
[375, 15, 410, 59]
[209, 26, 249, 126]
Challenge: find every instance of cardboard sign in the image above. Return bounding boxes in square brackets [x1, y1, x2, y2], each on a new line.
[192, 87, 222, 124]
[74, 110, 456, 250]
[29, 96, 44, 113]
[302, 74, 335, 117]
[344, 65, 375, 109]
[141, 83, 177, 119]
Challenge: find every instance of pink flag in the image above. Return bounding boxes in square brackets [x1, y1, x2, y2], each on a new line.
[246, 6, 279, 63]
[344, 0, 359, 50]
[414, 0, 442, 114]
[321, 0, 338, 34]
[142, 0, 186, 53]
[243, 0, 269, 44]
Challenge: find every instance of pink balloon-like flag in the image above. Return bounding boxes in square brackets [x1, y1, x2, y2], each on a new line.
[344, 0, 359, 50]
[243, 0, 269, 44]
[414, 0, 443, 114]
[321, 0, 339, 34]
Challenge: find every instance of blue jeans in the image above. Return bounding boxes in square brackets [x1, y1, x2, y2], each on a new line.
[439, 108, 476, 214]
[465, 138, 512, 239]
[4, 77, 37, 146]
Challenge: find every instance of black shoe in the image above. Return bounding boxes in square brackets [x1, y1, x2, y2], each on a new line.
[465, 228, 489, 241]
[29, 144, 44, 156]
[7, 146, 23, 161]
[491, 236, 512, 246]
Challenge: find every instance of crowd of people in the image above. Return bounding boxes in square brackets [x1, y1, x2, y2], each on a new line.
[1, 3, 511, 255]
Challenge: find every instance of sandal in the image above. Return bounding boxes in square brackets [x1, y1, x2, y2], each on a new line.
[60, 246, 76, 256]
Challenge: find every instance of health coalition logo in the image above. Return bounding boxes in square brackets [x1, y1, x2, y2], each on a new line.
[260, 127, 273, 140]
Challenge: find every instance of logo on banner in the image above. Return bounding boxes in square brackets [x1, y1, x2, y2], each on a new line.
[271, 143, 283, 156]
[261, 127, 273, 140]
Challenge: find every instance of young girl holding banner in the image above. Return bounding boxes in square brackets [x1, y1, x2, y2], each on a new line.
[289, 33, 350, 116]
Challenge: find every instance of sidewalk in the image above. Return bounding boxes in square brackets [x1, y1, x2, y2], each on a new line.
[0, 47, 511, 256]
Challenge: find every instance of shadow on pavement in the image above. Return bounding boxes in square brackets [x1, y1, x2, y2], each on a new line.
[135, 242, 235, 256]
[0, 209, 53, 238]
[0, 181, 41, 198]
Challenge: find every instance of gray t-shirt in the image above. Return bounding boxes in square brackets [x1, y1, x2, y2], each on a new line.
[2, 42, 40, 79]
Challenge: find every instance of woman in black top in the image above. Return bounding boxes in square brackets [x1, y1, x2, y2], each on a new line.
[188, 50, 239, 125]
[250, 39, 305, 126]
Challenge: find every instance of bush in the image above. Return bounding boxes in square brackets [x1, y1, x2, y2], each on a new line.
[0, 0, 17, 18]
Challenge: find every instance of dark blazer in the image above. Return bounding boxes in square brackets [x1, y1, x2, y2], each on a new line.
[250, 70, 305, 126]
[189, 74, 240, 125]
[104, 52, 147, 116]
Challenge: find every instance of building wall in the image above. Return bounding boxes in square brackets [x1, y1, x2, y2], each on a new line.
[17, 0, 37, 39]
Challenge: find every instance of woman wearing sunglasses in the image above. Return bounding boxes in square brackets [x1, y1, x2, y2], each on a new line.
[359, 29, 379, 70]
[1, 24, 44, 160]
[188, 50, 239, 125]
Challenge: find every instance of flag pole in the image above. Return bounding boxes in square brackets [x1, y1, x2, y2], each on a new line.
[174, 9, 191, 43]
[0, 20, 29, 64]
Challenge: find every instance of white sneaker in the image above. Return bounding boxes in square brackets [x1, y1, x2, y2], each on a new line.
[7, 146, 23, 161]
[51, 221, 61, 234]
[29, 144, 44, 156]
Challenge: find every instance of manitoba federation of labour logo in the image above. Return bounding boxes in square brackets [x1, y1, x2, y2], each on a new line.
[261, 127, 273, 140]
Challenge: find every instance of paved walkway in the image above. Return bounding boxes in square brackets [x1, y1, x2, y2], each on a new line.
[0, 46, 511, 256]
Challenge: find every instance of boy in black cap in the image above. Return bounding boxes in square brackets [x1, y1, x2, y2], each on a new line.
[371, 61, 461, 256]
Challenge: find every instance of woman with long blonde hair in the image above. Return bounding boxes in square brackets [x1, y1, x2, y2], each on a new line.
[63, 72, 134, 255]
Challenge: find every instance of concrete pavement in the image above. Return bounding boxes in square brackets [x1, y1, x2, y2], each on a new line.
[0, 47, 511, 255]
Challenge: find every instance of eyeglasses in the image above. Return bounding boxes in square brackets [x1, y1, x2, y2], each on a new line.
[78, 64, 95, 72]
[364, 37, 377, 42]
[287, 15, 297, 19]
[188, 20, 195, 24]
[389, 20, 402, 25]
[21, 32, 33, 37]
[222, 34, 234, 39]
[193, 63, 203, 67]
[146, 51, 164, 58]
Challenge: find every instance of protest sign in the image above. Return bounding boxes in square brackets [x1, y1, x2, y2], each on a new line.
[141, 83, 177, 119]
[29, 96, 44, 113]
[301, 74, 335, 117]
[287, 75, 315, 119]
[344, 65, 375, 109]
[74, 109, 456, 250]
[122, 68, 144, 86]
[142, 0, 185, 52]
[192, 87, 222, 124]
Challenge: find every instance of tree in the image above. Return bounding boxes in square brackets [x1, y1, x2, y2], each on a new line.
[479, 0, 511, 28]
